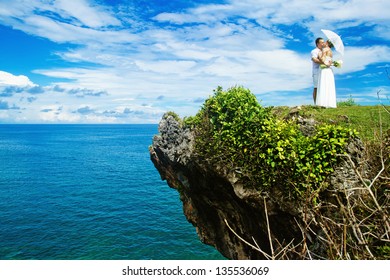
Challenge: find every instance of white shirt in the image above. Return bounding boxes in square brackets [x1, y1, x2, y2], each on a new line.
[311, 48, 321, 74]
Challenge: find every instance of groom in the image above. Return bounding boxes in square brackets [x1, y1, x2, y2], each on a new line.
[311, 37, 326, 103]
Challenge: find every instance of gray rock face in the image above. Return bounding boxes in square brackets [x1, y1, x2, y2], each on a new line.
[149, 112, 367, 259]
[153, 115, 194, 165]
[330, 137, 367, 191]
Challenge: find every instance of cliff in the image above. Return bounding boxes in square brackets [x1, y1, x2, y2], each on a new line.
[149, 87, 389, 260]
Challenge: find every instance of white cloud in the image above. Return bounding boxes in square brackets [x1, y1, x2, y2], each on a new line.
[0, 71, 36, 87]
[39, 106, 81, 123]
[0, 0, 135, 45]
[135, 60, 197, 74]
[339, 46, 390, 73]
[18, 14, 136, 45]
[154, 12, 197, 25]
[53, 0, 121, 28]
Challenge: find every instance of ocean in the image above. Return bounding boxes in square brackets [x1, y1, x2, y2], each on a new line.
[0, 124, 223, 260]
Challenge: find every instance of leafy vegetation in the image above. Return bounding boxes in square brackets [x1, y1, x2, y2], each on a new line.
[337, 95, 358, 107]
[185, 86, 358, 197]
[165, 111, 182, 124]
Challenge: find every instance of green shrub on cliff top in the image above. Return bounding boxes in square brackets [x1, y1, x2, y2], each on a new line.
[187, 86, 358, 197]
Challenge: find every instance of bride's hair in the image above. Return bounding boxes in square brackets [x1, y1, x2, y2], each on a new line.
[327, 40, 334, 49]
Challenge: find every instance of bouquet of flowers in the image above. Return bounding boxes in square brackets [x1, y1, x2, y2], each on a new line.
[332, 60, 343, 68]
[320, 60, 343, 69]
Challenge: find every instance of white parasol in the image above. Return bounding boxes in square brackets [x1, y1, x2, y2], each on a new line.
[321, 29, 344, 56]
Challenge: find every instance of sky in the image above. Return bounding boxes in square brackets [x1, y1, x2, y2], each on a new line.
[0, 0, 389, 124]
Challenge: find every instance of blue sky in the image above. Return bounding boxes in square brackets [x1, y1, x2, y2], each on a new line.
[0, 0, 389, 123]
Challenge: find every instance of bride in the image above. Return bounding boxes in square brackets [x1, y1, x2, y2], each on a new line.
[316, 40, 337, 108]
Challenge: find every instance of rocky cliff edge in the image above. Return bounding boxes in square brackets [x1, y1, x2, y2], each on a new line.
[150, 111, 387, 260]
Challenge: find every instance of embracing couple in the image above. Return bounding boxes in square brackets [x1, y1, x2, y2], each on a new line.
[311, 37, 337, 108]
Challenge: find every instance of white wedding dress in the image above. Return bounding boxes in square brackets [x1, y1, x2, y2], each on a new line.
[316, 56, 337, 108]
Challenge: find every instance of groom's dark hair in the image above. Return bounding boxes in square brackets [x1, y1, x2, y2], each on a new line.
[315, 37, 323, 46]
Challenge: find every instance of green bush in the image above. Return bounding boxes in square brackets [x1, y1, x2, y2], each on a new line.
[337, 96, 358, 107]
[187, 86, 358, 198]
[165, 111, 182, 124]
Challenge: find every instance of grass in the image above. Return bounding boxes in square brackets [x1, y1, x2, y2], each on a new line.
[272, 105, 390, 143]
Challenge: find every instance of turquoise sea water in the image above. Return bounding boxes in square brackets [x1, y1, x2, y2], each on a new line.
[0, 124, 223, 260]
